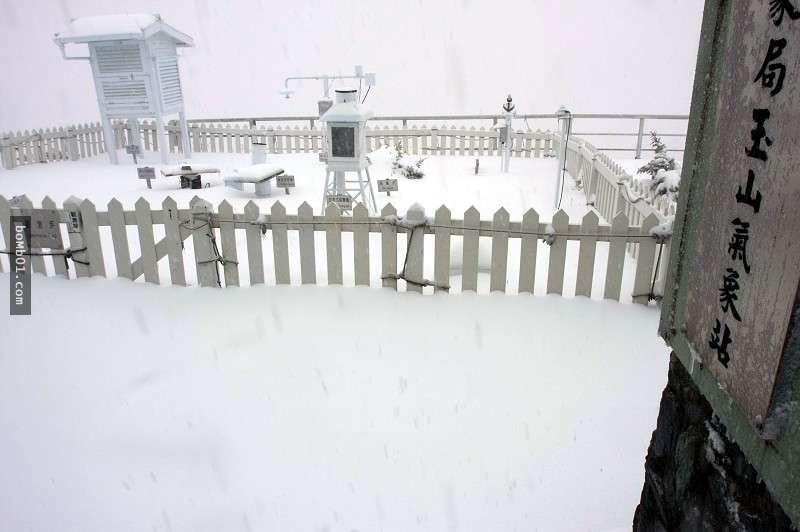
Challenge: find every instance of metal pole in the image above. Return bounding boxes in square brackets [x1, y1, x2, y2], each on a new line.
[503, 114, 512, 172]
[635, 117, 646, 159]
[554, 106, 570, 209]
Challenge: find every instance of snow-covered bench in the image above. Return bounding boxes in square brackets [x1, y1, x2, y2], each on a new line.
[160, 165, 221, 189]
[224, 164, 285, 197]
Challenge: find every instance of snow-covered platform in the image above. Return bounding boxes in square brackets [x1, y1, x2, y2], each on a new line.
[0, 277, 668, 532]
[0, 149, 589, 219]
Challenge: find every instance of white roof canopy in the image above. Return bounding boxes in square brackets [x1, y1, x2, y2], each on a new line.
[53, 14, 193, 46]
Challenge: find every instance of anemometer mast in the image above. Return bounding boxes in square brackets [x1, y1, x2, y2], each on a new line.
[281, 65, 376, 103]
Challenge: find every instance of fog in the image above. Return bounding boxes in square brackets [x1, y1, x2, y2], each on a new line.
[0, 0, 704, 129]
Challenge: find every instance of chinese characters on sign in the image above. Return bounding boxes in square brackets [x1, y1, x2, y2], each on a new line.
[706, 4, 794, 370]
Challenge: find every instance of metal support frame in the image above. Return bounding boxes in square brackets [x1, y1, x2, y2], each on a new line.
[322, 167, 377, 213]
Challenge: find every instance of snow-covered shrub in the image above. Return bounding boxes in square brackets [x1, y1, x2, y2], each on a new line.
[651, 169, 681, 201]
[638, 132, 677, 178]
[391, 142, 427, 179]
[637, 132, 681, 202]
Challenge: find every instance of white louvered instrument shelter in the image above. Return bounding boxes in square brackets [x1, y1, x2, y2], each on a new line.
[54, 14, 193, 164]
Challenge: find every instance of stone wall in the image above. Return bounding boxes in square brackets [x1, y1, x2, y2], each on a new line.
[633, 355, 796, 531]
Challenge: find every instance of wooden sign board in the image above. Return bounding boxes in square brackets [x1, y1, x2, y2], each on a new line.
[276, 175, 295, 195]
[138, 166, 155, 188]
[126, 143, 141, 163]
[137, 166, 155, 179]
[276, 175, 295, 188]
[662, 0, 800, 430]
[14, 208, 63, 249]
[326, 193, 352, 212]
[377, 178, 398, 194]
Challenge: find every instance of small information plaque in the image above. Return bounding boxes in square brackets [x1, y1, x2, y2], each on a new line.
[276, 175, 295, 194]
[377, 178, 398, 196]
[137, 166, 156, 189]
[326, 193, 353, 212]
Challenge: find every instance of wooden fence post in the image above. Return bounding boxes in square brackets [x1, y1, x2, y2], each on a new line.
[575, 211, 599, 297]
[63, 196, 90, 278]
[518, 208, 539, 294]
[353, 203, 370, 286]
[42, 196, 68, 277]
[632, 214, 660, 304]
[546, 210, 569, 295]
[79, 198, 106, 277]
[244, 201, 264, 286]
[134, 198, 158, 284]
[325, 203, 343, 285]
[298, 202, 316, 285]
[18, 196, 46, 275]
[604, 213, 629, 301]
[381, 203, 398, 290]
[434, 205, 451, 293]
[404, 203, 426, 293]
[462, 206, 480, 292]
[490, 207, 509, 293]
[107, 198, 132, 280]
[218, 200, 240, 287]
[271, 201, 290, 284]
[190, 197, 219, 287]
[162, 196, 186, 286]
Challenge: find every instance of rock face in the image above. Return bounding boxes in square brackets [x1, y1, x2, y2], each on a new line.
[633, 355, 796, 531]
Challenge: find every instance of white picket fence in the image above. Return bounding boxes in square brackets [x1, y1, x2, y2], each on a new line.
[0, 195, 668, 304]
[0, 124, 107, 167]
[0, 121, 186, 169]
[186, 122, 554, 158]
[560, 135, 676, 223]
[1, 119, 557, 169]
[0, 116, 678, 223]
[543, 133, 676, 270]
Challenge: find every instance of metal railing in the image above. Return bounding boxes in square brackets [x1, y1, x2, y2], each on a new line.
[186, 113, 690, 159]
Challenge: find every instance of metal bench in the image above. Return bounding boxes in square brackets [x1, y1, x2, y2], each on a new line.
[160, 165, 221, 189]
[224, 164, 285, 197]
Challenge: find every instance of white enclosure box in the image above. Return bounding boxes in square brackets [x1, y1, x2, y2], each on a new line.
[54, 14, 194, 164]
[318, 88, 377, 212]
[320, 89, 373, 172]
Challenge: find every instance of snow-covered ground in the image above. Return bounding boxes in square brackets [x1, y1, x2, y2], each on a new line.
[0, 277, 668, 532]
[0, 149, 588, 219]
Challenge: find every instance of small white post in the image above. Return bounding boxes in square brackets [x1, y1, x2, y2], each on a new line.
[500, 94, 516, 173]
[155, 117, 169, 165]
[179, 110, 192, 158]
[100, 113, 118, 164]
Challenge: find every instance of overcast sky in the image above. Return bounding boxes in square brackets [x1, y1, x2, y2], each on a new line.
[0, 0, 705, 130]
